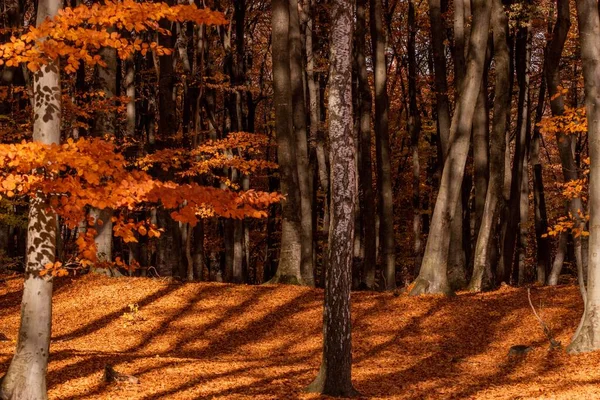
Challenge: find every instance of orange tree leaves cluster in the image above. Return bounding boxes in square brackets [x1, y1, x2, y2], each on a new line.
[137, 132, 278, 188]
[0, 138, 281, 268]
[0, 0, 228, 73]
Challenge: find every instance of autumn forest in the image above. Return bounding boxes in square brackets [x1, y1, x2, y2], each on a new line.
[1, 0, 600, 398]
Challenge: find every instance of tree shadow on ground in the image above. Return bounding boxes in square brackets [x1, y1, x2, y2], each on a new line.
[0, 277, 593, 399]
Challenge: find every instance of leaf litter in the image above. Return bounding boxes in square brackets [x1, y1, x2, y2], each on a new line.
[0, 274, 597, 399]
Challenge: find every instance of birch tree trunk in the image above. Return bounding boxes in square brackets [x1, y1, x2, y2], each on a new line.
[568, 0, 600, 354]
[410, 0, 491, 296]
[0, 0, 61, 398]
[306, 0, 358, 393]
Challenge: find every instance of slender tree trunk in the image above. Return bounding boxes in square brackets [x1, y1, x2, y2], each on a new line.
[355, 0, 376, 289]
[411, 0, 491, 296]
[548, 230, 568, 285]
[503, 14, 532, 284]
[545, 0, 585, 279]
[532, 77, 551, 284]
[289, 0, 314, 286]
[0, 1, 61, 398]
[428, 0, 451, 156]
[472, 45, 490, 243]
[270, 0, 303, 284]
[90, 41, 117, 266]
[370, 0, 396, 290]
[567, 0, 600, 354]
[408, 0, 422, 277]
[306, 0, 358, 392]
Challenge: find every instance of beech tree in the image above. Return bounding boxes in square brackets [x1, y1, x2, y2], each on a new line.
[410, 0, 491, 295]
[568, 0, 600, 354]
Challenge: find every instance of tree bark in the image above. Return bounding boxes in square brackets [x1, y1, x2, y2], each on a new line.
[289, 0, 314, 286]
[503, 13, 532, 284]
[567, 0, 600, 354]
[306, 0, 358, 392]
[411, 0, 491, 296]
[531, 76, 551, 284]
[428, 0, 451, 156]
[370, 0, 396, 290]
[270, 0, 303, 284]
[408, 0, 422, 278]
[355, 0, 376, 289]
[0, 1, 61, 398]
[545, 0, 586, 280]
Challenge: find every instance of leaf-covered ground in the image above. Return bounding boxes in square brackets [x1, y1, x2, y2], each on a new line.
[0, 274, 597, 399]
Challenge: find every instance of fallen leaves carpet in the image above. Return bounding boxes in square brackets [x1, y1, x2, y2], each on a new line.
[0, 275, 596, 399]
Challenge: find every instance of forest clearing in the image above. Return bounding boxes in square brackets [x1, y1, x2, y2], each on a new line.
[0, 274, 595, 399]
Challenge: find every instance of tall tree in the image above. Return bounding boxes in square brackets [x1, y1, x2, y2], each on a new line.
[270, 0, 304, 284]
[0, 0, 61, 397]
[503, 5, 532, 284]
[545, 0, 585, 283]
[408, 0, 422, 275]
[568, 0, 600, 354]
[289, 0, 314, 286]
[356, 0, 376, 288]
[306, 0, 358, 391]
[370, 0, 396, 290]
[411, 0, 491, 295]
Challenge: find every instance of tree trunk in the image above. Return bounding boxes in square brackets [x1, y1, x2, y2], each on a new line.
[531, 76, 551, 284]
[410, 0, 491, 296]
[91, 41, 117, 266]
[306, 0, 358, 392]
[370, 0, 396, 290]
[289, 0, 314, 286]
[270, 0, 303, 284]
[472, 45, 490, 243]
[408, 0, 423, 278]
[0, 1, 61, 398]
[567, 0, 600, 354]
[545, 0, 585, 280]
[355, 0, 376, 289]
[428, 0, 451, 156]
[503, 14, 532, 284]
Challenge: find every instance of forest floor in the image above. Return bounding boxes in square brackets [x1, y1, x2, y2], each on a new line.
[0, 274, 597, 399]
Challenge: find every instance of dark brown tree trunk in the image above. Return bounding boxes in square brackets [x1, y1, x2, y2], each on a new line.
[503, 12, 532, 284]
[306, 0, 358, 392]
[531, 77, 551, 284]
[428, 0, 451, 156]
[289, 0, 314, 286]
[270, 0, 304, 284]
[370, 0, 396, 290]
[408, 0, 422, 276]
[355, 0, 376, 289]
[545, 0, 585, 280]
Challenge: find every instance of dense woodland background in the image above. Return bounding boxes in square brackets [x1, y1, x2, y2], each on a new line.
[0, 0, 593, 292]
[0, 0, 593, 291]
